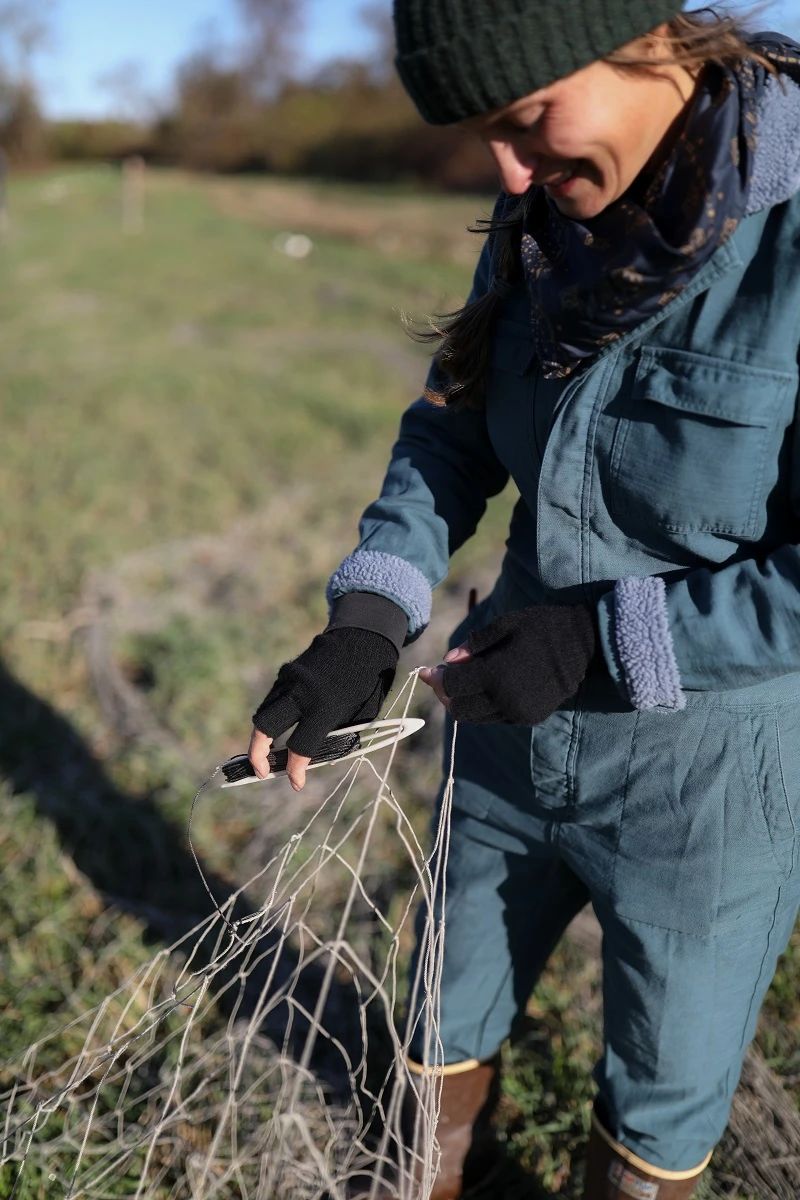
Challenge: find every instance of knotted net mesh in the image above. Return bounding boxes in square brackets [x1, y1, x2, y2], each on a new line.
[1, 667, 458, 1199]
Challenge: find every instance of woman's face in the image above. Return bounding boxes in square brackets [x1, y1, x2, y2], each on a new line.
[461, 27, 698, 220]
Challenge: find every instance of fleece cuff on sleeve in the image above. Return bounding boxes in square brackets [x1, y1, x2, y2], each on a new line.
[596, 576, 686, 711]
[325, 549, 433, 643]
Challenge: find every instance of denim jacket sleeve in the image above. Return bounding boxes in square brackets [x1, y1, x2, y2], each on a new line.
[595, 386, 800, 710]
[325, 223, 510, 646]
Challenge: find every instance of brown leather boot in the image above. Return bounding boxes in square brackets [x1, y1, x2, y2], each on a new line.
[402, 1053, 503, 1200]
[583, 1108, 711, 1200]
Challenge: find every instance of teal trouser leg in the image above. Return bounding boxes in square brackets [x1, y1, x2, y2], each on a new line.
[406, 709, 589, 1067]
[561, 694, 800, 1174]
[591, 886, 800, 1175]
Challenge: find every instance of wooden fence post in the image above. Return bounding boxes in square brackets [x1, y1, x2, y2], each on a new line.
[121, 155, 145, 235]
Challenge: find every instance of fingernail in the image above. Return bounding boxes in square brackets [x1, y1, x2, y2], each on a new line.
[443, 650, 458, 662]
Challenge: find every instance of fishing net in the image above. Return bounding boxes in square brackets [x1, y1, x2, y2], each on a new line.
[0, 667, 457, 1199]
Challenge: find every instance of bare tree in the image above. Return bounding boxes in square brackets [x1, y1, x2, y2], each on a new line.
[96, 60, 155, 124]
[0, 0, 53, 83]
[359, 1, 396, 85]
[0, 0, 52, 162]
[237, 0, 307, 96]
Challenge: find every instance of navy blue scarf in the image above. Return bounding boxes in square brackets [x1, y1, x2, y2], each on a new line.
[519, 56, 767, 379]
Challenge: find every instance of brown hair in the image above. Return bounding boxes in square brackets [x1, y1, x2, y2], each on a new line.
[414, 7, 776, 413]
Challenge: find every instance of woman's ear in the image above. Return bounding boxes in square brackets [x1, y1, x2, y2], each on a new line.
[637, 25, 672, 62]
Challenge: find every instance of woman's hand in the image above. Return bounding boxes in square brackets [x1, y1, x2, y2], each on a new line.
[419, 602, 600, 725]
[418, 644, 472, 712]
[249, 625, 398, 790]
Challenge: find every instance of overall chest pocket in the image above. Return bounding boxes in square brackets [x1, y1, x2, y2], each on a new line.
[609, 347, 796, 540]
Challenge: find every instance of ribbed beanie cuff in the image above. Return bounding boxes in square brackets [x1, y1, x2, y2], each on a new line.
[393, 0, 686, 124]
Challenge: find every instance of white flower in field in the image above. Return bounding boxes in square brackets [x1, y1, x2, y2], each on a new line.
[41, 179, 71, 204]
[273, 231, 313, 259]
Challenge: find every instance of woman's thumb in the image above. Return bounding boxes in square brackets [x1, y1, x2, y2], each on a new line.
[443, 643, 471, 663]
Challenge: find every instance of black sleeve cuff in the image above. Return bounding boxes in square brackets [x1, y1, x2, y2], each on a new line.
[325, 591, 410, 656]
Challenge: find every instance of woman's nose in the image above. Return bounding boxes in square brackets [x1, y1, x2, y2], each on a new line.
[487, 141, 536, 195]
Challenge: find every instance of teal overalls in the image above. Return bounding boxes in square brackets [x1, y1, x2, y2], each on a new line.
[326, 99, 800, 1175]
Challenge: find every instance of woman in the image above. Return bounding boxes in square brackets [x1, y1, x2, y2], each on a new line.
[248, 3, 800, 1197]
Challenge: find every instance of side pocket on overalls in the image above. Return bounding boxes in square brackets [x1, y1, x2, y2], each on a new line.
[445, 590, 496, 655]
[739, 706, 797, 881]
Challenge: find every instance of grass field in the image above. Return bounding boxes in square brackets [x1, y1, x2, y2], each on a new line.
[1, 166, 798, 1198]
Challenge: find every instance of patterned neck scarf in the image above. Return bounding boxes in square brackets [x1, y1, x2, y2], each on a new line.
[519, 56, 766, 379]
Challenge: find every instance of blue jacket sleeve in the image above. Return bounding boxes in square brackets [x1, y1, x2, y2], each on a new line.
[595, 393, 800, 710]
[326, 228, 510, 645]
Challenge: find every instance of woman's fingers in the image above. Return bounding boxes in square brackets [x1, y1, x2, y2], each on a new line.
[419, 644, 471, 706]
[249, 727, 312, 789]
[248, 727, 274, 779]
[443, 643, 472, 664]
[286, 750, 312, 791]
[418, 664, 452, 709]
[441, 655, 486, 699]
[419, 643, 473, 707]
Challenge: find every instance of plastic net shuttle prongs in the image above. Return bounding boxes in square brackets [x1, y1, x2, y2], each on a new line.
[220, 717, 426, 787]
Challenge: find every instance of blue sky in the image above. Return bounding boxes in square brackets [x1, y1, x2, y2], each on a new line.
[41, 0, 374, 118]
[39, 0, 800, 119]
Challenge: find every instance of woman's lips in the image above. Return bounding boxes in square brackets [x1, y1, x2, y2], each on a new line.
[530, 156, 579, 192]
[545, 166, 574, 185]
[544, 169, 579, 196]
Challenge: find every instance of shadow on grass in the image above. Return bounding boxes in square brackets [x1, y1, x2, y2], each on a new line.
[0, 662, 382, 1091]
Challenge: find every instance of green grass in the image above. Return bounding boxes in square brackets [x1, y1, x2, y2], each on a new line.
[0, 166, 516, 1198]
[1, 166, 798, 1198]
[1, 169, 476, 635]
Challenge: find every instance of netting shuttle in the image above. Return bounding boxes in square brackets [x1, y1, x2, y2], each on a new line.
[220, 716, 426, 786]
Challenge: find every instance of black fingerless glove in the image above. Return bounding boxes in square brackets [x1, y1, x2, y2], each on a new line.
[253, 592, 408, 758]
[441, 601, 600, 725]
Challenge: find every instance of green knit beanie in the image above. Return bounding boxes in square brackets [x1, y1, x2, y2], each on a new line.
[393, 0, 687, 125]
